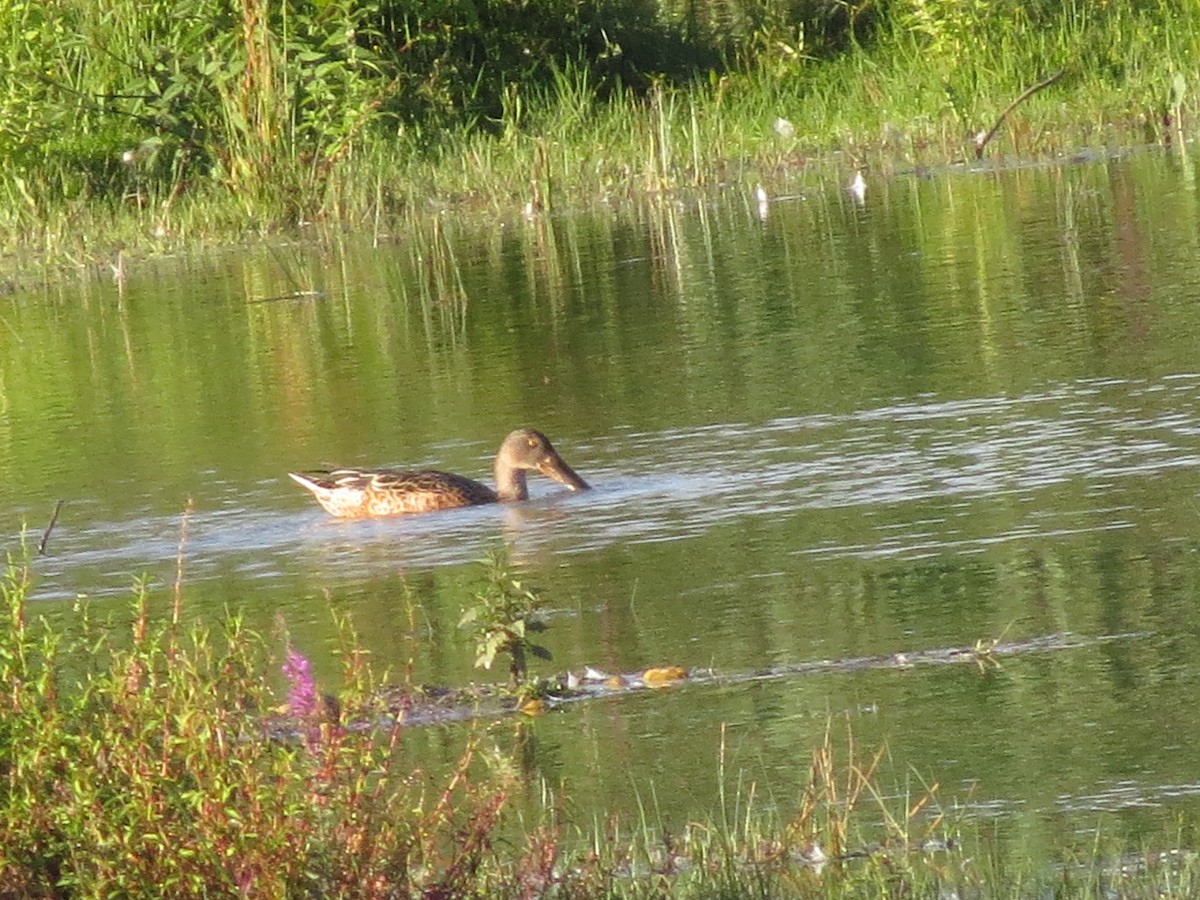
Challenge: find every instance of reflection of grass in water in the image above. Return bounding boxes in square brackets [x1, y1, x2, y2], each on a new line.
[2, 539, 1199, 896]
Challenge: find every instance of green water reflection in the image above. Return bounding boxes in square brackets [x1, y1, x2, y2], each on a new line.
[4, 148, 1200, 859]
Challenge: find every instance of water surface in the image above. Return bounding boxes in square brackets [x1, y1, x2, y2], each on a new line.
[5, 147, 1200, 862]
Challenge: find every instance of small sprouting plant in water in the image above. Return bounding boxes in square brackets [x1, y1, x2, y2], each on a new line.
[972, 620, 1015, 673]
[459, 548, 551, 690]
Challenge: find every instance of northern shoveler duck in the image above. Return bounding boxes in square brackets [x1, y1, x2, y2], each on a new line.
[289, 428, 590, 518]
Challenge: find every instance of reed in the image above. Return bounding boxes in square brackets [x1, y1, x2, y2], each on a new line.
[2, 1, 1198, 277]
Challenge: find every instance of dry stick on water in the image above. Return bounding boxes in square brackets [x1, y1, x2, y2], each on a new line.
[246, 291, 327, 304]
[37, 499, 64, 556]
[974, 69, 1065, 159]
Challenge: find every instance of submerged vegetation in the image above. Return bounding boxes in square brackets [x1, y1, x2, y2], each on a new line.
[1, 0, 1196, 273]
[2, 544, 1200, 896]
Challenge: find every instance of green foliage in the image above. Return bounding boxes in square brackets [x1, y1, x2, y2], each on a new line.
[0, 0, 720, 225]
[0, 550, 500, 896]
[2, 0, 1200, 268]
[459, 548, 552, 690]
[0, 0, 391, 220]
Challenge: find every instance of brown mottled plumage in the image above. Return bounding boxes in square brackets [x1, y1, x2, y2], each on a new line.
[289, 428, 590, 518]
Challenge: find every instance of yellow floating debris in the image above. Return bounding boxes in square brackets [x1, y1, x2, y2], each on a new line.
[518, 698, 545, 716]
[642, 666, 687, 687]
[604, 675, 628, 688]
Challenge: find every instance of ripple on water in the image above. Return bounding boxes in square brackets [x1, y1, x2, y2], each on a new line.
[26, 375, 1200, 598]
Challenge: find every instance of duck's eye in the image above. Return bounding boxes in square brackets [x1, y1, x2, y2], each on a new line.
[527, 438, 539, 448]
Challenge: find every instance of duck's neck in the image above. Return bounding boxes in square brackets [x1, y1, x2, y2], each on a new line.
[494, 460, 529, 501]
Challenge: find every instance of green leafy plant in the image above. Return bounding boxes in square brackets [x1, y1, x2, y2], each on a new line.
[0, 538, 515, 896]
[459, 548, 551, 690]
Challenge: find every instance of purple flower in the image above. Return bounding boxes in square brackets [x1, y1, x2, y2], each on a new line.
[283, 644, 317, 720]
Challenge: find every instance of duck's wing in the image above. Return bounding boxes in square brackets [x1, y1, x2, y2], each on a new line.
[289, 468, 498, 517]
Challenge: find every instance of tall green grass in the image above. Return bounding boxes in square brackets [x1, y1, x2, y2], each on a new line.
[2, 1, 1197, 275]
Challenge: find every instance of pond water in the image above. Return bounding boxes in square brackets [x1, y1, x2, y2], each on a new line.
[5, 146, 1200, 865]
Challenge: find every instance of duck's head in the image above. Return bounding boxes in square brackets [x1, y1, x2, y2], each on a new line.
[495, 429, 590, 498]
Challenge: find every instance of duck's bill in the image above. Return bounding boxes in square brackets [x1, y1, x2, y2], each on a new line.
[538, 454, 591, 492]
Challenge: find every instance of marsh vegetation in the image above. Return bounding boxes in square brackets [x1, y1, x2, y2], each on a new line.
[2, 0, 1196, 273]
[5, 546, 1200, 897]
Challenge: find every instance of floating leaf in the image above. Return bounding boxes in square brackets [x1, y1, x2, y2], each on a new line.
[643, 666, 687, 687]
[518, 698, 545, 716]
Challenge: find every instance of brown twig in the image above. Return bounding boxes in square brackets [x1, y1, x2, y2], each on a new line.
[246, 290, 326, 304]
[974, 68, 1065, 159]
[37, 500, 64, 556]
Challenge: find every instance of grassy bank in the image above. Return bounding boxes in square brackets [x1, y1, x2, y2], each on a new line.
[0, 1, 1196, 279]
[2, 548, 1200, 897]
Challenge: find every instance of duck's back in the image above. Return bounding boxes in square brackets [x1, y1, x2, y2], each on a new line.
[289, 468, 499, 518]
